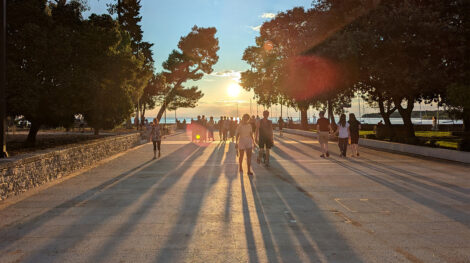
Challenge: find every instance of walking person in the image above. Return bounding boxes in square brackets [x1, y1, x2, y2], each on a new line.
[317, 111, 330, 158]
[257, 110, 274, 167]
[278, 117, 284, 137]
[223, 116, 230, 141]
[348, 113, 361, 157]
[218, 116, 224, 141]
[236, 114, 254, 175]
[335, 114, 350, 158]
[207, 116, 215, 141]
[150, 118, 163, 159]
[230, 117, 236, 142]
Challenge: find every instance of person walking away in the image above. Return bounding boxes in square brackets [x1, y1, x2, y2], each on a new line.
[208, 116, 215, 141]
[218, 116, 223, 141]
[150, 118, 163, 159]
[317, 111, 330, 158]
[250, 115, 257, 138]
[229, 117, 236, 142]
[223, 116, 230, 141]
[348, 113, 361, 157]
[236, 114, 254, 175]
[278, 117, 284, 137]
[257, 111, 274, 167]
[334, 114, 350, 158]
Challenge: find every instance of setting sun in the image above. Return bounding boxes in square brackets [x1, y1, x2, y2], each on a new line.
[227, 83, 241, 97]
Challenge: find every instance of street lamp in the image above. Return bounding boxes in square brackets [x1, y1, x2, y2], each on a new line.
[1, 0, 8, 158]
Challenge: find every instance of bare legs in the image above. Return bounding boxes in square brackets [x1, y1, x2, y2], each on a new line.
[350, 144, 359, 156]
[239, 148, 253, 174]
[258, 148, 270, 166]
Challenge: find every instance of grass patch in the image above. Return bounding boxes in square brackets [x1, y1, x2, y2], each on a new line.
[415, 131, 453, 138]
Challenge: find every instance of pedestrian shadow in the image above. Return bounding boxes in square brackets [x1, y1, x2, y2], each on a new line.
[239, 157, 361, 262]
[0, 143, 203, 261]
[364, 157, 470, 196]
[330, 158, 470, 228]
[152, 143, 227, 262]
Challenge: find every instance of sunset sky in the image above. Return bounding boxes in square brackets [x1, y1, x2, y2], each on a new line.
[88, 0, 436, 120]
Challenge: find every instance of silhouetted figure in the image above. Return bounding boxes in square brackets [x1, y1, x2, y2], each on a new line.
[208, 116, 215, 141]
[257, 110, 273, 167]
[348, 113, 361, 157]
[278, 117, 284, 137]
[317, 111, 330, 158]
[150, 118, 163, 159]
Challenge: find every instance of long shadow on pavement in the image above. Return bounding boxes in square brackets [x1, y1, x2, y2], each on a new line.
[152, 142, 227, 262]
[241, 154, 361, 262]
[0, 143, 203, 261]
[331, 158, 470, 228]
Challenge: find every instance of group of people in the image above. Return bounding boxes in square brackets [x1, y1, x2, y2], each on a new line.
[316, 111, 361, 158]
[187, 112, 274, 175]
[148, 110, 362, 171]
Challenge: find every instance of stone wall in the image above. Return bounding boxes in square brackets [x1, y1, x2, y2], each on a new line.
[0, 133, 142, 200]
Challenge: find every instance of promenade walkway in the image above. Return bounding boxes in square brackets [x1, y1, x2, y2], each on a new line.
[0, 131, 469, 263]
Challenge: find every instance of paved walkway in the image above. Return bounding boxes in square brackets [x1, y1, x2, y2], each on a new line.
[0, 131, 469, 263]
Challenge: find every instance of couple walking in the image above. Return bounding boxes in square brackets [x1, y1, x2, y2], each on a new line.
[236, 111, 273, 175]
[317, 111, 361, 158]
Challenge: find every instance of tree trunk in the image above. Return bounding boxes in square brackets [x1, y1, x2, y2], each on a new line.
[378, 96, 396, 138]
[300, 109, 308, 130]
[395, 96, 415, 138]
[327, 99, 335, 125]
[463, 107, 470, 132]
[26, 122, 41, 146]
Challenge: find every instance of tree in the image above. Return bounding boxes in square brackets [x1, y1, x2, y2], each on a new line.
[78, 14, 138, 135]
[156, 26, 219, 121]
[6, 0, 85, 144]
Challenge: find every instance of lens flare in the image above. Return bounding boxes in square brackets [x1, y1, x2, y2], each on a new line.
[282, 55, 346, 101]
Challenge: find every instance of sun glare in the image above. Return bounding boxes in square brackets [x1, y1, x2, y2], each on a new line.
[227, 83, 241, 97]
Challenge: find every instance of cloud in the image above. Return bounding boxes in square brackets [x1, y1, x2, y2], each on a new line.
[250, 25, 261, 32]
[209, 70, 242, 81]
[260, 13, 276, 19]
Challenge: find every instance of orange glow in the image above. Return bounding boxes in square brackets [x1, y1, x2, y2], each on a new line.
[282, 55, 344, 101]
[263, 40, 274, 52]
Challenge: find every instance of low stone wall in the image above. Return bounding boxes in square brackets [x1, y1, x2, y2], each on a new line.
[0, 133, 142, 201]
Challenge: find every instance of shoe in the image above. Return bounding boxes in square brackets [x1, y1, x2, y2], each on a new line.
[357, 153, 360, 157]
[158, 151, 161, 158]
[326, 152, 330, 157]
[320, 154, 325, 158]
[265, 162, 270, 168]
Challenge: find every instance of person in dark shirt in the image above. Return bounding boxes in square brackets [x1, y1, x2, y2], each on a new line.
[257, 110, 273, 167]
[278, 117, 284, 137]
[348, 113, 361, 157]
[316, 111, 330, 158]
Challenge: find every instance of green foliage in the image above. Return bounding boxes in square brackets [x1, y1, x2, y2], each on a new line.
[156, 26, 219, 121]
[6, 0, 154, 141]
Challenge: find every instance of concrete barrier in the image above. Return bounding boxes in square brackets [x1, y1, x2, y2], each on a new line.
[283, 128, 470, 164]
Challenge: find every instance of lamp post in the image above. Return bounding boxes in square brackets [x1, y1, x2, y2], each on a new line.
[1, 0, 8, 158]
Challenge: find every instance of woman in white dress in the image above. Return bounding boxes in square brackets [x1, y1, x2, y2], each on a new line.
[236, 114, 254, 175]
